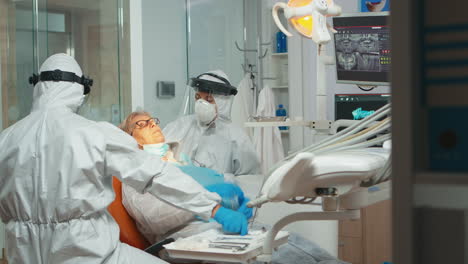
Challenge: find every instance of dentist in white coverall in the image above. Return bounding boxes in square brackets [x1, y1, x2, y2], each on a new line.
[163, 70, 260, 181]
[0, 54, 248, 264]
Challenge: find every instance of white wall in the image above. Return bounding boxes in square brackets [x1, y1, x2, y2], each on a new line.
[244, 0, 259, 76]
[141, 0, 188, 127]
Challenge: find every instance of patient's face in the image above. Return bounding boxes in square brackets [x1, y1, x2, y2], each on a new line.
[131, 114, 165, 145]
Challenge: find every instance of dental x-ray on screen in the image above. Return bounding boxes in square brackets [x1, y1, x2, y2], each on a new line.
[333, 12, 390, 86]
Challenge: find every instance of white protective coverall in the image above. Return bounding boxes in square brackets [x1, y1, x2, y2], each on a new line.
[163, 70, 261, 181]
[0, 54, 220, 264]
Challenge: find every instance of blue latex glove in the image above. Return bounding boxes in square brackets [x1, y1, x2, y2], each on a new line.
[178, 165, 225, 187]
[206, 183, 253, 219]
[237, 198, 253, 220]
[213, 206, 248, 236]
[206, 183, 244, 210]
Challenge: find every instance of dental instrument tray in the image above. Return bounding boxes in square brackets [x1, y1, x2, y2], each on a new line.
[163, 228, 289, 263]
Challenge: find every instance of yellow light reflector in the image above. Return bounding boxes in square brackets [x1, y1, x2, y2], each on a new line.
[288, 0, 313, 38]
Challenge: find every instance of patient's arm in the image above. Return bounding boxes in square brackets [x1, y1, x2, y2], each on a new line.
[121, 183, 195, 244]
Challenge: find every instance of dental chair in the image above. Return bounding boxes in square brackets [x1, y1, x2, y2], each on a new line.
[109, 177, 205, 264]
[246, 104, 392, 263]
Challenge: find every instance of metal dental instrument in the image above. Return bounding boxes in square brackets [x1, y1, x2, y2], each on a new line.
[209, 244, 246, 251]
[208, 242, 250, 252]
[210, 241, 250, 246]
[215, 236, 254, 241]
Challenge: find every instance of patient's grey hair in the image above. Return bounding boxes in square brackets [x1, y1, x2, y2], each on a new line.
[119, 111, 151, 135]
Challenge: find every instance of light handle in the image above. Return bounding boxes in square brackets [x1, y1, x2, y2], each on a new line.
[272, 2, 293, 37]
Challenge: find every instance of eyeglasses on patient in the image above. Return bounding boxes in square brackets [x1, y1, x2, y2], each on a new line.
[135, 117, 160, 128]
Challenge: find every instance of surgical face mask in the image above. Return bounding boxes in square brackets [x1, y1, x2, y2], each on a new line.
[194, 99, 217, 126]
[143, 143, 169, 157]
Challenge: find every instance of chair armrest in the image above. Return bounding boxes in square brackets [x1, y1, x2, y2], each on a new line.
[144, 237, 175, 256]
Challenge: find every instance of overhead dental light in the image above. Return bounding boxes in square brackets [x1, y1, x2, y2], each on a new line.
[272, 0, 342, 121]
[272, 0, 342, 45]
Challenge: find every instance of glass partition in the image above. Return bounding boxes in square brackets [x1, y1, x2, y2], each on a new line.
[0, 0, 131, 129]
[144, 0, 250, 125]
[185, 0, 245, 114]
[0, 0, 131, 256]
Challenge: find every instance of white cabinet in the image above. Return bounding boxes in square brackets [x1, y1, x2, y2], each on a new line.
[268, 52, 289, 111]
[270, 52, 289, 88]
[270, 52, 290, 155]
[260, 4, 292, 155]
[265, 50, 290, 156]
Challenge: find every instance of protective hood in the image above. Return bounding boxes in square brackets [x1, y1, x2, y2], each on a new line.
[199, 70, 234, 122]
[31, 53, 86, 113]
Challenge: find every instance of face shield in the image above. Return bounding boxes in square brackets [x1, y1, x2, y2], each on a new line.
[179, 70, 237, 124]
[189, 73, 237, 97]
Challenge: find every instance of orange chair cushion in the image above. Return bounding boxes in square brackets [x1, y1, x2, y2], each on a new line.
[108, 176, 150, 250]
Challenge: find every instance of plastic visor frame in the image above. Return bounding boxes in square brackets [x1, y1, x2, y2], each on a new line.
[189, 78, 238, 96]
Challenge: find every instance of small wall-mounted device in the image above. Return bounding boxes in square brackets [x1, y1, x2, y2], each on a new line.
[111, 104, 120, 125]
[157, 81, 175, 98]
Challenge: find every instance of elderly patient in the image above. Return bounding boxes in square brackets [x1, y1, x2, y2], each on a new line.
[119, 111, 252, 244]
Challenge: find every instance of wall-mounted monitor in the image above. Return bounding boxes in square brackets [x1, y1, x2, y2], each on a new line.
[332, 12, 390, 86]
[335, 93, 391, 121]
